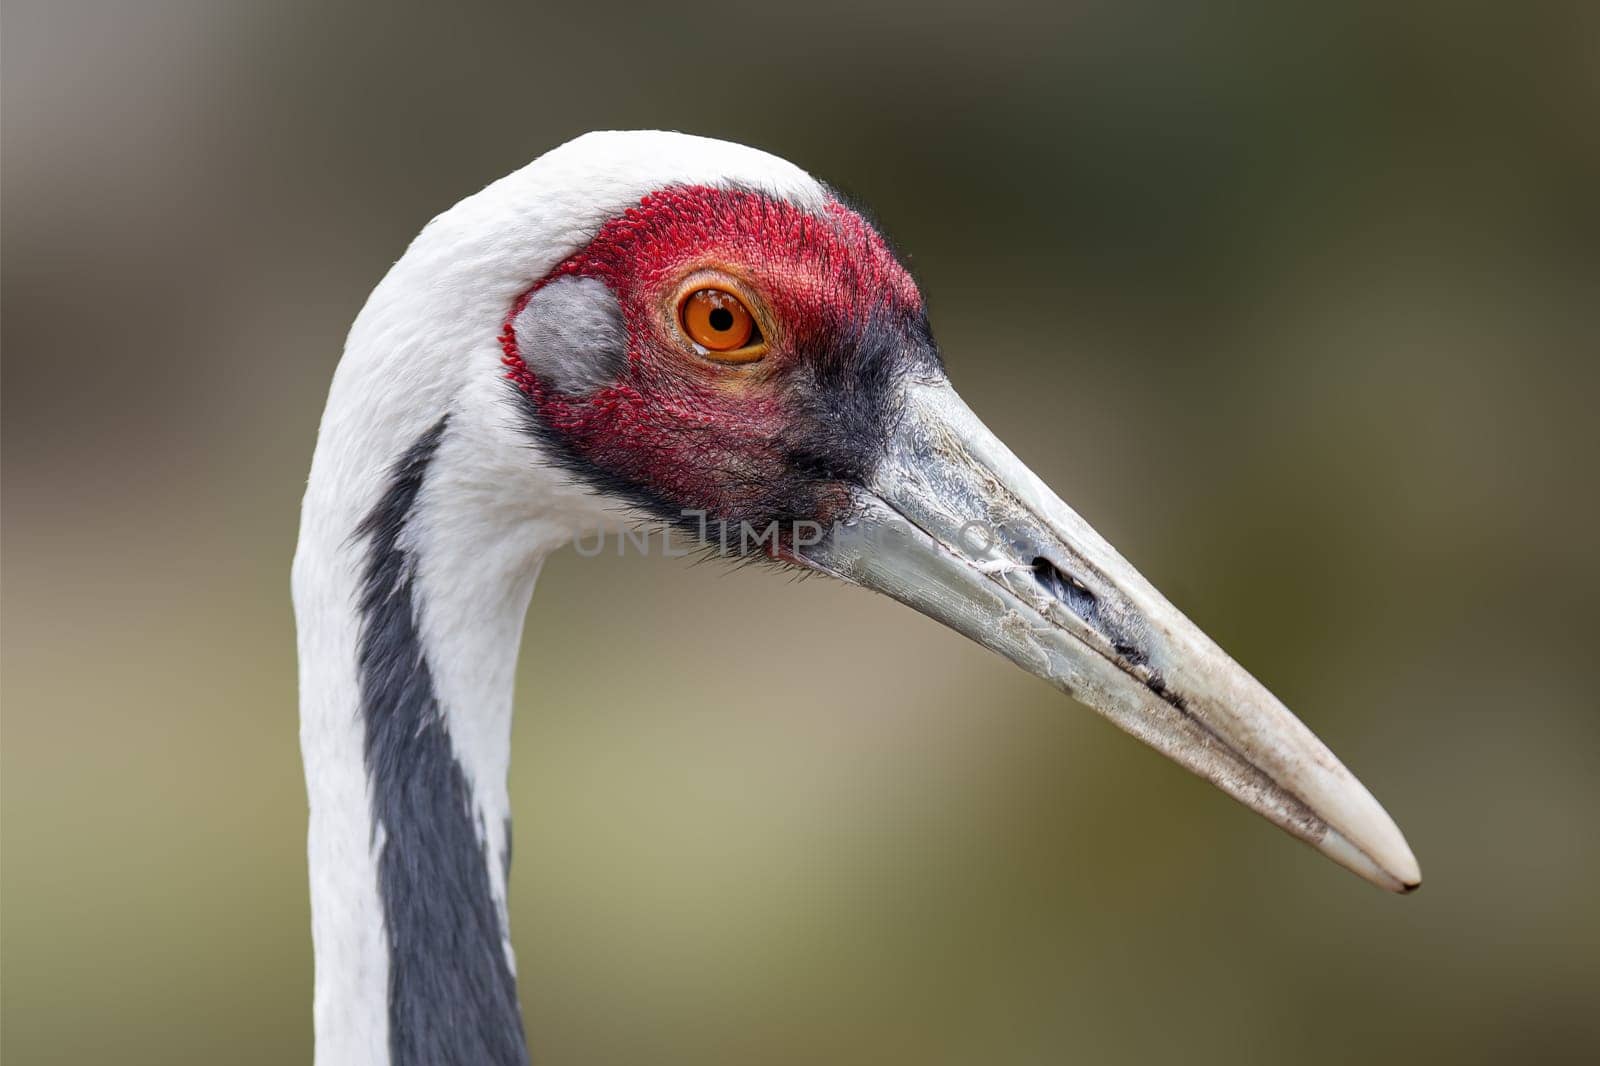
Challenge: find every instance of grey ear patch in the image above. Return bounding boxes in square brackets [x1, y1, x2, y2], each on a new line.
[511, 275, 628, 395]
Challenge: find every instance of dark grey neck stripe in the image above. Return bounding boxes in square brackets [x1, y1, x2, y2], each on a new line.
[355, 416, 529, 1066]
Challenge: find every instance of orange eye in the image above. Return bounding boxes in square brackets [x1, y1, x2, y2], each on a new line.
[680, 287, 764, 362]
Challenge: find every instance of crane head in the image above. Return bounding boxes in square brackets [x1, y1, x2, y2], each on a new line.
[486, 134, 1419, 894]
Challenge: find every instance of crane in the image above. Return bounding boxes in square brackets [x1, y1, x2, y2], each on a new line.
[293, 130, 1420, 1066]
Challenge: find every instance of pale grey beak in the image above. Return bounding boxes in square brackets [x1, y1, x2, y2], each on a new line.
[801, 375, 1421, 893]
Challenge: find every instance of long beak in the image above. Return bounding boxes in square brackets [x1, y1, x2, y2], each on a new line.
[799, 376, 1421, 893]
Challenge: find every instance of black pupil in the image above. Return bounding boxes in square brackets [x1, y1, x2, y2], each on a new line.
[708, 307, 735, 332]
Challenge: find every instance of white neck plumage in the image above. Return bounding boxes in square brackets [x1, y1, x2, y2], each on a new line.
[292, 132, 826, 1066]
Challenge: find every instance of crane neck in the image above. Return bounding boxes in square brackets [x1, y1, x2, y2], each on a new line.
[291, 130, 828, 1066]
[294, 406, 569, 1066]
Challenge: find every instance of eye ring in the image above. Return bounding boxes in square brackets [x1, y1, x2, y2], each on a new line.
[677, 284, 768, 364]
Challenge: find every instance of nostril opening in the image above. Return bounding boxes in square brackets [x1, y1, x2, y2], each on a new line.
[1031, 556, 1099, 626]
[1030, 556, 1150, 670]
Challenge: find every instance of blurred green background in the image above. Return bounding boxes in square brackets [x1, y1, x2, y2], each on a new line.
[4, 1, 1598, 1063]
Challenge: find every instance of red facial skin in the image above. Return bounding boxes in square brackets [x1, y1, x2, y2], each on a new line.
[500, 186, 929, 537]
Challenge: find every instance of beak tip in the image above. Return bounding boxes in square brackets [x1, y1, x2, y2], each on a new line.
[1382, 843, 1422, 894]
[1371, 833, 1423, 896]
[1374, 820, 1422, 895]
[1318, 815, 1421, 894]
[1392, 850, 1422, 894]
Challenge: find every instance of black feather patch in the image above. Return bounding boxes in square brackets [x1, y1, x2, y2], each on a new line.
[355, 416, 529, 1066]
